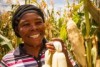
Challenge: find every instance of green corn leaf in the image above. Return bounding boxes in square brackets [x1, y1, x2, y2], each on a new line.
[59, 24, 67, 42]
[0, 34, 13, 50]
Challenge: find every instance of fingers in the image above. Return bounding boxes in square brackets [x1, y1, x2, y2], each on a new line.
[52, 38, 67, 51]
[51, 38, 64, 45]
[46, 42, 55, 53]
[46, 38, 68, 53]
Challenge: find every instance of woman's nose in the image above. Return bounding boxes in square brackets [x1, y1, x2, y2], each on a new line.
[30, 24, 37, 31]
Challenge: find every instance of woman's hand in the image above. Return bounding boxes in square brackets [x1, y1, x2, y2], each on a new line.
[46, 42, 55, 53]
[46, 38, 67, 54]
[46, 38, 73, 67]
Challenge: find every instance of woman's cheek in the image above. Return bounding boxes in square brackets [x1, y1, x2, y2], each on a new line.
[19, 28, 28, 37]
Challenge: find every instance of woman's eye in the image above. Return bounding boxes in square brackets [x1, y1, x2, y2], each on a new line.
[22, 23, 30, 26]
[36, 21, 42, 25]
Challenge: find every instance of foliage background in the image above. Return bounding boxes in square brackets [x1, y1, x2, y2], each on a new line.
[0, 0, 100, 66]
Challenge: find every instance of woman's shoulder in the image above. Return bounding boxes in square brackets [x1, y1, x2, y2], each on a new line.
[0, 46, 22, 66]
[0, 49, 15, 67]
[2, 49, 15, 62]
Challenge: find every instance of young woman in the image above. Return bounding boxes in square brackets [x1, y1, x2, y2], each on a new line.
[0, 5, 78, 67]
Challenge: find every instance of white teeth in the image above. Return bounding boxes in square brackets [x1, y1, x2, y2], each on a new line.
[30, 34, 40, 38]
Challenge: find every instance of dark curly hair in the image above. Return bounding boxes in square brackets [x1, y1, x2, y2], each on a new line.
[12, 4, 45, 37]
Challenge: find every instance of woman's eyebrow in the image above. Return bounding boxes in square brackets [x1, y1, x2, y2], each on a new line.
[34, 17, 43, 21]
[19, 20, 27, 25]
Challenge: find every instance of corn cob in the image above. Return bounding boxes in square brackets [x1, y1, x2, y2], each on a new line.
[43, 41, 67, 67]
[42, 49, 52, 67]
[66, 18, 86, 67]
[52, 41, 67, 67]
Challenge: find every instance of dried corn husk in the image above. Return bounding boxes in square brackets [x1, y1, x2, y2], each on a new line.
[86, 0, 100, 24]
[42, 50, 52, 67]
[52, 41, 67, 67]
[43, 41, 67, 67]
[91, 35, 98, 67]
[96, 59, 100, 67]
[66, 18, 86, 67]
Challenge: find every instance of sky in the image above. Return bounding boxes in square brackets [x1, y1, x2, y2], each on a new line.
[0, 0, 75, 13]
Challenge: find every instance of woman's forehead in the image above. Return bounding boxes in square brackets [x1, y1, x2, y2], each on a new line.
[20, 13, 43, 20]
[19, 13, 43, 24]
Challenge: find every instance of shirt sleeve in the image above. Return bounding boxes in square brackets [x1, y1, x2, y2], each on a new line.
[0, 61, 7, 67]
[68, 51, 79, 67]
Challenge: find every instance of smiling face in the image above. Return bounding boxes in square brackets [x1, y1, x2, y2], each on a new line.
[17, 13, 45, 47]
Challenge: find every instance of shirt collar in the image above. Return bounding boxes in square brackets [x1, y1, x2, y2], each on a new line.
[14, 44, 27, 56]
[14, 38, 47, 56]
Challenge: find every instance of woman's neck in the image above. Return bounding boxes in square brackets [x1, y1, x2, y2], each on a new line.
[24, 43, 42, 58]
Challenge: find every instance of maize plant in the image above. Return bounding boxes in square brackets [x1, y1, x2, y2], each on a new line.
[0, 0, 100, 67]
[0, 4, 20, 59]
[0, 34, 13, 60]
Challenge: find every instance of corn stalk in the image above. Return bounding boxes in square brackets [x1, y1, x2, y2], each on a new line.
[86, 0, 100, 25]
[84, 0, 92, 67]
[1, 1, 100, 67]
[0, 6, 19, 59]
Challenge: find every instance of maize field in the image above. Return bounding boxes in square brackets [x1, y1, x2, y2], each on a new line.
[0, 0, 100, 67]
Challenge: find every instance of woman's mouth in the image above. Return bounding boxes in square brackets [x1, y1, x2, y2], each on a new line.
[30, 34, 40, 39]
